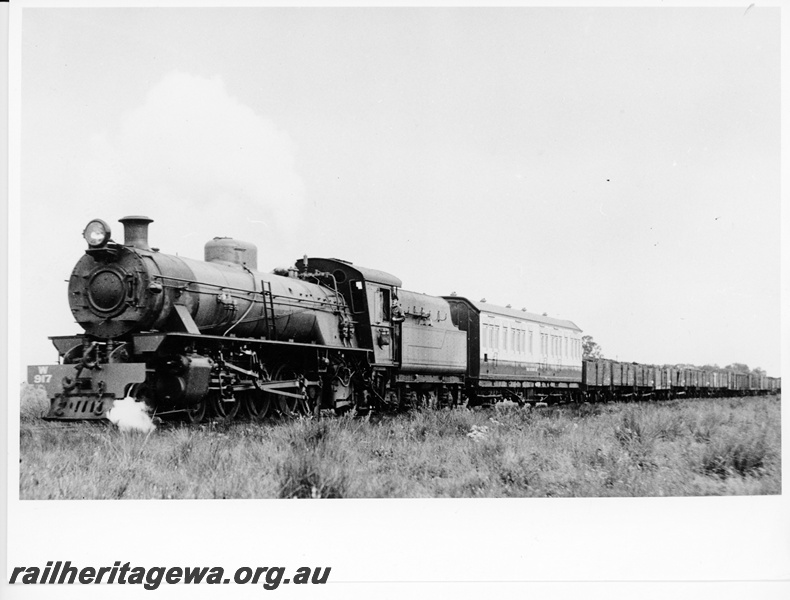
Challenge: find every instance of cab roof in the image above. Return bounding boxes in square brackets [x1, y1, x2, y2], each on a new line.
[297, 257, 403, 288]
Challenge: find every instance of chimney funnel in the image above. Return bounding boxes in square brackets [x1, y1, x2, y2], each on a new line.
[119, 216, 153, 250]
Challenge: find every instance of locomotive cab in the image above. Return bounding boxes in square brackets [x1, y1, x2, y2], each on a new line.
[295, 257, 402, 367]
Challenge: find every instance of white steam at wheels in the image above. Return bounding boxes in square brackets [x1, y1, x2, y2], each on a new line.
[107, 397, 157, 434]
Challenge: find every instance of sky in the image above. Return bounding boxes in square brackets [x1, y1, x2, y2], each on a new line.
[17, 5, 780, 376]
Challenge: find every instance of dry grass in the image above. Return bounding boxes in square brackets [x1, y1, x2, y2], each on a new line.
[19, 384, 781, 499]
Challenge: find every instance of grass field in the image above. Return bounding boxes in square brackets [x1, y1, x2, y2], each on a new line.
[18, 385, 781, 499]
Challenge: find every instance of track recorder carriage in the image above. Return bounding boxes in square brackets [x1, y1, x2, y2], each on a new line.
[29, 216, 780, 423]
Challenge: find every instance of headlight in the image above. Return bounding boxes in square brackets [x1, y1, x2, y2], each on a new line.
[83, 219, 111, 248]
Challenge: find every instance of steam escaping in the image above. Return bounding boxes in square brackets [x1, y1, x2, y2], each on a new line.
[107, 397, 157, 434]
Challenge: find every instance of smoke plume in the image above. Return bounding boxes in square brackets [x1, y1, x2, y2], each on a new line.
[84, 71, 305, 232]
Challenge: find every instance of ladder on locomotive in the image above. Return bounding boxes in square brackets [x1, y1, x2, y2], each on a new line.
[261, 280, 278, 340]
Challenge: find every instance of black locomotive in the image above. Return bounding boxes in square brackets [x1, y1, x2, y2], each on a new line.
[28, 216, 780, 422]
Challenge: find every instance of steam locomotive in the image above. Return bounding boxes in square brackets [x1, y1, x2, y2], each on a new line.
[28, 216, 780, 422]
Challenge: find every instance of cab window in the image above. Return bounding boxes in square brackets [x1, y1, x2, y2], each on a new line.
[350, 280, 366, 313]
[374, 288, 391, 323]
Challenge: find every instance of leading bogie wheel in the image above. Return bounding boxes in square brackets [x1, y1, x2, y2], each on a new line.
[185, 396, 208, 424]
